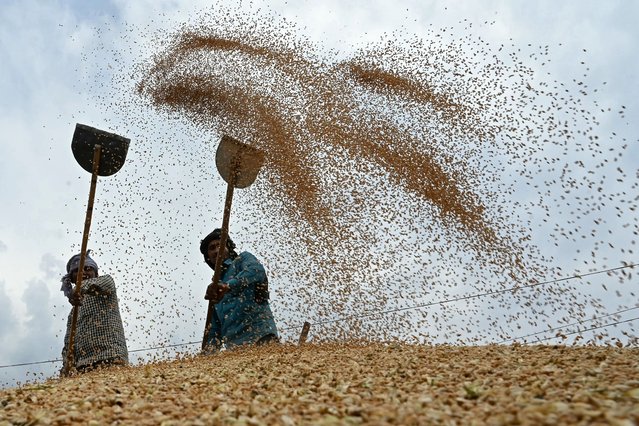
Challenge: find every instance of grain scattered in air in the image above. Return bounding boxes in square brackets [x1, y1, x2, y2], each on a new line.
[24, 3, 635, 394]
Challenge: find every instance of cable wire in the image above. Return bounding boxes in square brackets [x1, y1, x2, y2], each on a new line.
[532, 316, 638, 343]
[497, 306, 639, 344]
[0, 359, 61, 369]
[1, 263, 636, 370]
[129, 340, 201, 354]
[282, 263, 638, 331]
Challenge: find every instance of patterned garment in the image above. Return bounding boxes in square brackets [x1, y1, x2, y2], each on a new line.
[61, 275, 128, 372]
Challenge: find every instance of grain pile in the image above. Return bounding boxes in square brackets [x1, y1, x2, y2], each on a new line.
[1, 342, 638, 425]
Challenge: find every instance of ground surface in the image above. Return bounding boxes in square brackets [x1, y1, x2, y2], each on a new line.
[1, 342, 638, 425]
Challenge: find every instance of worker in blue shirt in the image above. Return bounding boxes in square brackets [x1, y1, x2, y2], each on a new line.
[200, 229, 279, 352]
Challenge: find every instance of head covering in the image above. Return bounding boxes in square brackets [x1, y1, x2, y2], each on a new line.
[200, 229, 238, 268]
[60, 250, 99, 299]
[66, 251, 99, 274]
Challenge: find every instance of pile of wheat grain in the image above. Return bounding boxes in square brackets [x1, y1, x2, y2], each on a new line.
[1, 342, 637, 425]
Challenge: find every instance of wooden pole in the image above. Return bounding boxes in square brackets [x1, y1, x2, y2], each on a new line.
[65, 145, 101, 374]
[298, 321, 311, 345]
[202, 156, 238, 351]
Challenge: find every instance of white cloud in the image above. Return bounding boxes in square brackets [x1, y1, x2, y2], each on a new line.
[0, 253, 68, 388]
[0, 281, 17, 344]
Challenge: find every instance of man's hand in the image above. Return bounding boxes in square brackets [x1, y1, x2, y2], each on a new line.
[68, 291, 83, 306]
[205, 281, 229, 303]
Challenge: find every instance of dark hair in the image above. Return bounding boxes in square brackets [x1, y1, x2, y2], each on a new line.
[200, 229, 238, 268]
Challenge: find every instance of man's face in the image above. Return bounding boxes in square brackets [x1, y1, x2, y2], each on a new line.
[70, 266, 97, 282]
[207, 239, 228, 265]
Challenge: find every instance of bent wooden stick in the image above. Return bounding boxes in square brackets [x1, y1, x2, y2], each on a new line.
[65, 145, 101, 374]
[298, 321, 311, 345]
[202, 166, 236, 351]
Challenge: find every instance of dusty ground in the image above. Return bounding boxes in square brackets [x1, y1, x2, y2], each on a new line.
[1, 342, 638, 425]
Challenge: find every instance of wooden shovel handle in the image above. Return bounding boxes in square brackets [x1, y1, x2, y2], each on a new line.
[65, 145, 101, 374]
[202, 152, 242, 351]
[298, 321, 311, 345]
[202, 180, 235, 351]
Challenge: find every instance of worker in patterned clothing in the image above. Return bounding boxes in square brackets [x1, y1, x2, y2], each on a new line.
[200, 229, 279, 352]
[60, 251, 128, 376]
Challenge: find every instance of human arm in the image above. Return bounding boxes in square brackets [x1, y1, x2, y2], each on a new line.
[224, 253, 266, 296]
[61, 274, 83, 306]
[67, 291, 83, 306]
[205, 279, 229, 303]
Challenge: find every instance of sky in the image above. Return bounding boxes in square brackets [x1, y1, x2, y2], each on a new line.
[0, 0, 638, 388]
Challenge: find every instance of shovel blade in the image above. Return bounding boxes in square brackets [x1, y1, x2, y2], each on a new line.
[215, 135, 265, 188]
[72, 123, 130, 176]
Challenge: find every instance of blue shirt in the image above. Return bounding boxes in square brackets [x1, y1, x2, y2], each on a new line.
[206, 251, 278, 350]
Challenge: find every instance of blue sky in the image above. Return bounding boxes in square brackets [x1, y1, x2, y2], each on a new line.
[0, 0, 637, 388]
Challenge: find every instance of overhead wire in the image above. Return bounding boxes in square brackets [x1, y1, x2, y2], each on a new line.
[282, 262, 638, 331]
[0, 263, 636, 370]
[532, 316, 638, 343]
[497, 306, 639, 344]
[0, 341, 203, 370]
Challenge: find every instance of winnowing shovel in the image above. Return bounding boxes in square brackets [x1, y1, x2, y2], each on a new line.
[202, 135, 264, 351]
[64, 123, 129, 375]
